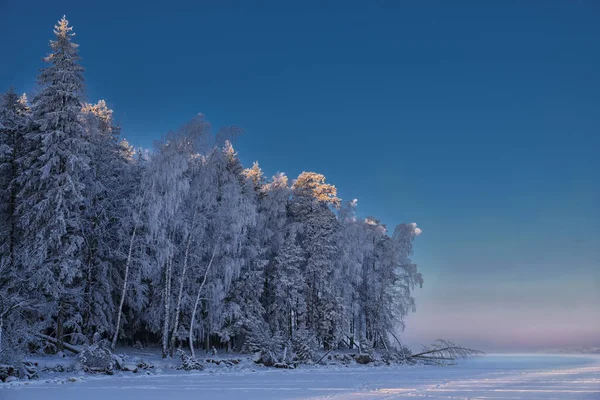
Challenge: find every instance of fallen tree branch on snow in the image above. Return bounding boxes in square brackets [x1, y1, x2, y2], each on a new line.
[34, 333, 81, 354]
[408, 340, 483, 365]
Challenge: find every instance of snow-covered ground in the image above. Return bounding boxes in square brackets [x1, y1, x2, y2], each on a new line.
[2, 354, 599, 399]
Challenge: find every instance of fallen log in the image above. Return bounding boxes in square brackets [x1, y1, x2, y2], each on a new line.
[34, 333, 81, 354]
[316, 348, 333, 364]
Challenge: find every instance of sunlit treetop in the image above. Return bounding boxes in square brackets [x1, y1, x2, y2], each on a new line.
[292, 171, 340, 207]
[45, 15, 80, 65]
[243, 161, 264, 188]
[82, 100, 114, 133]
[263, 172, 289, 192]
[54, 15, 74, 39]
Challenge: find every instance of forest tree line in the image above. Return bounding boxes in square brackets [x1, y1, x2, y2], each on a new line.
[0, 17, 423, 363]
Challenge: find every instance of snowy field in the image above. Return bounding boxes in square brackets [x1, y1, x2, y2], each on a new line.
[2, 354, 599, 400]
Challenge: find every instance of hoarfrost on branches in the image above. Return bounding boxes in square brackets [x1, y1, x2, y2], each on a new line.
[0, 15, 433, 367]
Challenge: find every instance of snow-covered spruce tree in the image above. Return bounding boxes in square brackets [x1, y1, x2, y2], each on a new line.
[290, 172, 342, 348]
[259, 173, 290, 259]
[257, 173, 294, 340]
[79, 100, 133, 340]
[0, 88, 30, 274]
[17, 16, 90, 350]
[0, 88, 34, 363]
[220, 160, 295, 352]
[242, 161, 264, 189]
[270, 230, 306, 340]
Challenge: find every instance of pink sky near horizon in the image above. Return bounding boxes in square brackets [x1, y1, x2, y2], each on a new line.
[400, 266, 600, 352]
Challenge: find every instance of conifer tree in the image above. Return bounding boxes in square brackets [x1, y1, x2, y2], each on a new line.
[290, 172, 342, 347]
[0, 87, 30, 276]
[0, 15, 428, 357]
[0, 88, 32, 363]
[80, 100, 133, 339]
[18, 16, 89, 348]
[270, 231, 306, 338]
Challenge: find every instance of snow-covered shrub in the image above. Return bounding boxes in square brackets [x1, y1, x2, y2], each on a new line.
[176, 349, 204, 371]
[245, 324, 288, 366]
[0, 306, 40, 366]
[77, 339, 120, 373]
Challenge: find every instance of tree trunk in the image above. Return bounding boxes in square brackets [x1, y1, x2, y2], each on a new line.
[205, 329, 210, 354]
[56, 304, 64, 352]
[189, 289, 201, 358]
[7, 142, 18, 270]
[83, 237, 95, 338]
[189, 244, 218, 358]
[112, 225, 137, 350]
[288, 305, 293, 339]
[162, 256, 173, 358]
[35, 333, 81, 354]
[169, 230, 193, 356]
[350, 306, 355, 350]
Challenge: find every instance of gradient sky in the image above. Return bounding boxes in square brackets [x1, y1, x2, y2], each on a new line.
[1, 0, 598, 352]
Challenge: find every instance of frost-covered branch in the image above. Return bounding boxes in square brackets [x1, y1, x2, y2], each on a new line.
[409, 340, 484, 365]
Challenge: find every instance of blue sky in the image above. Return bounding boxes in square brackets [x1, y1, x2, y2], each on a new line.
[1, 0, 598, 351]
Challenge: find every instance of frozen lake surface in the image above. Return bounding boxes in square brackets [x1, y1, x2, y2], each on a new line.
[2, 354, 599, 399]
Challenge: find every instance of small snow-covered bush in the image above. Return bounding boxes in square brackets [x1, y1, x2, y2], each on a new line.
[77, 339, 120, 374]
[176, 349, 204, 371]
[0, 308, 40, 366]
[245, 324, 288, 367]
[245, 325, 319, 366]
